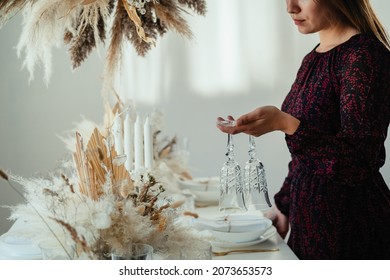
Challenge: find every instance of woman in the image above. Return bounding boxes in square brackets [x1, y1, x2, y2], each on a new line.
[217, 0, 390, 259]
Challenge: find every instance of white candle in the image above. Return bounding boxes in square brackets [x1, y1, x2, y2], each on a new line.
[112, 113, 124, 155]
[144, 116, 153, 169]
[123, 110, 134, 172]
[134, 115, 144, 170]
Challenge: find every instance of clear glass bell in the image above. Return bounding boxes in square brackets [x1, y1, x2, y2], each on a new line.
[244, 136, 272, 212]
[219, 134, 247, 213]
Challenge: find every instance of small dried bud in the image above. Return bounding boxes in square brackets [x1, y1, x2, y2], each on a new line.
[0, 169, 9, 181]
[43, 188, 59, 197]
[97, 147, 105, 161]
[170, 199, 185, 209]
[61, 173, 75, 193]
[183, 211, 199, 219]
[136, 205, 146, 215]
[61, 174, 69, 184]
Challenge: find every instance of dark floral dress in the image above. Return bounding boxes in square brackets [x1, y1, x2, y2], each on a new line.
[275, 34, 390, 259]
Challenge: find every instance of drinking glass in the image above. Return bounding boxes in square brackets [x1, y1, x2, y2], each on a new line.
[219, 133, 247, 212]
[244, 136, 272, 211]
[111, 243, 153, 260]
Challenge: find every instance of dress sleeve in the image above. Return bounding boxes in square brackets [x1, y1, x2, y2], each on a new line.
[274, 159, 295, 217]
[285, 45, 389, 180]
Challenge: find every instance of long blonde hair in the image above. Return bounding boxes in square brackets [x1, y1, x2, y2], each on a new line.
[323, 0, 390, 50]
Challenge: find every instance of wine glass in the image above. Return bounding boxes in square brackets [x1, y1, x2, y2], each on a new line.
[219, 133, 247, 213]
[244, 135, 272, 212]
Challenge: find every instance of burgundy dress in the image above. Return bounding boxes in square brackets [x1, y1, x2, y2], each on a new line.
[275, 34, 390, 259]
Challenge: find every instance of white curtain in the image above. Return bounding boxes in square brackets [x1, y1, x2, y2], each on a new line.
[116, 0, 318, 104]
[112, 0, 389, 196]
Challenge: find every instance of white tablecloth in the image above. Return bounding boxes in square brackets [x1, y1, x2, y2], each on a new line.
[0, 207, 298, 260]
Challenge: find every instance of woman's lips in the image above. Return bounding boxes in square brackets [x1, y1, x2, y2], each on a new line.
[294, 19, 305, 25]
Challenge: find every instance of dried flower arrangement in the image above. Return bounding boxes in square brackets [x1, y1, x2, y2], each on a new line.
[0, 101, 209, 260]
[0, 0, 207, 84]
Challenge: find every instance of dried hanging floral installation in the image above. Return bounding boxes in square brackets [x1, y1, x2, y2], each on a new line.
[0, 0, 207, 84]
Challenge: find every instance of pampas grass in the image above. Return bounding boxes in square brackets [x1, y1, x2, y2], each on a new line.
[65, 0, 115, 69]
[0, 169, 75, 259]
[154, 0, 193, 39]
[5, 149, 208, 259]
[1, 96, 205, 259]
[1, 0, 207, 85]
[0, 0, 32, 28]
[15, 0, 113, 85]
[1, 102, 206, 259]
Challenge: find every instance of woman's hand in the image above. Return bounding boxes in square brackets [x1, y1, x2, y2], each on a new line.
[217, 106, 300, 136]
[264, 205, 290, 240]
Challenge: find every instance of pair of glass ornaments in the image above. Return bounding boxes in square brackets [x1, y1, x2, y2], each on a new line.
[218, 120, 272, 213]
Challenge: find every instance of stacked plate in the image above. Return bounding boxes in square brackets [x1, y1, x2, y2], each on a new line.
[0, 233, 42, 260]
[177, 176, 219, 206]
[193, 214, 275, 248]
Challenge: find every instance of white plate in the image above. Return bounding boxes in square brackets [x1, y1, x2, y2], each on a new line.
[195, 214, 271, 232]
[177, 177, 219, 192]
[211, 226, 277, 249]
[177, 176, 220, 205]
[210, 218, 272, 243]
[0, 234, 42, 260]
[192, 190, 219, 205]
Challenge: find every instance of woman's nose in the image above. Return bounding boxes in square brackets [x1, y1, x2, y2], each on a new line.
[285, 0, 301, 14]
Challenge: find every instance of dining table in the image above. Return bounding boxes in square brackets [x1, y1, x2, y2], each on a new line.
[0, 205, 298, 260]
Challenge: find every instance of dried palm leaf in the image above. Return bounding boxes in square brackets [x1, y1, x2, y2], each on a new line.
[73, 132, 92, 197]
[86, 128, 110, 188]
[74, 127, 134, 201]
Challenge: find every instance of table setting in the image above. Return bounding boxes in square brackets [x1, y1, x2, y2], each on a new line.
[0, 205, 296, 260]
[162, 119, 297, 260]
[0, 0, 297, 261]
[0, 111, 297, 260]
[192, 206, 296, 260]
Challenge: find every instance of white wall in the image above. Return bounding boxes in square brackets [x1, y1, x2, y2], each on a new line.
[0, 0, 389, 234]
